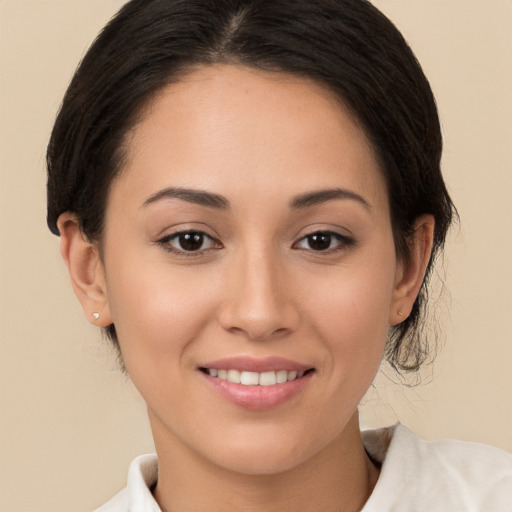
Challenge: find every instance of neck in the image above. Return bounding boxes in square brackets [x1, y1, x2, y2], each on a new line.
[150, 411, 379, 512]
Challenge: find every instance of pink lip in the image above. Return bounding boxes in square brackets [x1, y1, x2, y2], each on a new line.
[198, 356, 314, 411]
[200, 356, 312, 373]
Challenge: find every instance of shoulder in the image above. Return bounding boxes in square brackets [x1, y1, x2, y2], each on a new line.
[93, 454, 160, 512]
[363, 424, 512, 512]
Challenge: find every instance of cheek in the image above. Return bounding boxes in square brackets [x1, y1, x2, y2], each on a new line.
[303, 256, 396, 374]
[104, 264, 224, 417]
[104, 256, 220, 366]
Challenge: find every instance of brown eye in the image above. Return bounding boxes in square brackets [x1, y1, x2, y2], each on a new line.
[306, 233, 332, 251]
[176, 232, 206, 251]
[159, 230, 220, 254]
[294, 231, 354, 252]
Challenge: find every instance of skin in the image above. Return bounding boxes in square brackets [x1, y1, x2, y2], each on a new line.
[59, 65, 434, 511]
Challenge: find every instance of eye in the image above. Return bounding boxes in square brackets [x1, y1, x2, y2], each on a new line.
[158, 230, 221, 254]
[294, 231, 353, 252]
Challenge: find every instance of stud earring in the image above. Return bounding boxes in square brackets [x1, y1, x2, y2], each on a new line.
[397, 310, 404, 317]
[92, 312, 100, 320]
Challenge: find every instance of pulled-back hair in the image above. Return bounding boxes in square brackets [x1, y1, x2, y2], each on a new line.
[47, 0, 455, 372]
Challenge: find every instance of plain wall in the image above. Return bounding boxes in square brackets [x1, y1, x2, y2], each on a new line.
[0, 1, 510, 510]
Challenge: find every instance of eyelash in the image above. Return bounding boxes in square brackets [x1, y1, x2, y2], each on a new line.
[156, 230, 222, 257]
[292, 231, 355, 254]
[156, 230, 355, 258]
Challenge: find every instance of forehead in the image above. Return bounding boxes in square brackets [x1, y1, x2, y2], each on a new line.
[113, 64, 388, 213]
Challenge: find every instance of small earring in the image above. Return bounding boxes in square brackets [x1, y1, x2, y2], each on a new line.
[92, 312, 100, 320]
[397, 310, 404, 317]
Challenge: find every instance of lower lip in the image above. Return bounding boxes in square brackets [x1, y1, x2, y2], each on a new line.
[201, 372, 313, 411]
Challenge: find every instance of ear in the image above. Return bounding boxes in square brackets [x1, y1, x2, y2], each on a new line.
[57, 212, 112, 327]
[389, 214, 435, 326]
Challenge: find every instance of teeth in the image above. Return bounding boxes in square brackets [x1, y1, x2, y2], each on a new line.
[259, 371, 277, 386]
[227, 369, 241, 384]
[206, 368, 307, 386]
[240, 371, 259, 385]
[276, 370, 288, 384]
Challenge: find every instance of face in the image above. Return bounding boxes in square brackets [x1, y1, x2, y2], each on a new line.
[99, 65, 403, 474]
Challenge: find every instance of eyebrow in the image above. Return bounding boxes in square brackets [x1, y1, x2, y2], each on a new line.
[290, 188, 371, 210]
[142, 187, 229, 209]
[142, 186, 370, 211]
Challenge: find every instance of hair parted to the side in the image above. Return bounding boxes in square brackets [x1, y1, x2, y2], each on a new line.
[47, 0, 456, 373]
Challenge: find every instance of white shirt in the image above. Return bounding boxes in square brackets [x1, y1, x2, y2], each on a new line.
[94, 425, 512, 511]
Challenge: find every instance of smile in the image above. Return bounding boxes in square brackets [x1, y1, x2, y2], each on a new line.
[201, 368, 307, 386]
[199, 357, 314, 410]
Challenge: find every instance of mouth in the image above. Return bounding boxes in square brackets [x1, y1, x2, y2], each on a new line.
[199, 367, 314, 386]
[198, 357, 315, 410]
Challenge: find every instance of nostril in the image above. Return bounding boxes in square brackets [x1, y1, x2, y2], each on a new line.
[220, 322, 294, 342]
[217, 275, 301, 340]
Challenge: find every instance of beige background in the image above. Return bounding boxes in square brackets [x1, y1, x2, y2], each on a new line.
[1, 1, 511, 510]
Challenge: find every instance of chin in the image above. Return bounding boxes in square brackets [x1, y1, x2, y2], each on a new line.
[199, 424, 336, 476]
[213, 446, 308, 476]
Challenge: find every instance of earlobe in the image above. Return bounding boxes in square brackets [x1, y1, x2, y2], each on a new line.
[389, 214, 435, 326]
[57, 212, 113, 326]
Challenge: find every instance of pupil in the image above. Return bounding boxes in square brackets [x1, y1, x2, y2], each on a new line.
[309, 233, 331, 251]
[179, 232, 203, 251]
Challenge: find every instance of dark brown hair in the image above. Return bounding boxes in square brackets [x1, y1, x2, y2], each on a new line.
[47, 0, 456, 372]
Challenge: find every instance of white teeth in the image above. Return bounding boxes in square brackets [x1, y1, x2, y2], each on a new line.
[227, 369, 241, 384]
[240, 371, 259, 385]
[259, 371, 277, 386]
[206, 368, 308, 386]
[276, 370, 288, 383]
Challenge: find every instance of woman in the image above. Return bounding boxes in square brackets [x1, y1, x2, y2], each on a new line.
[46, 0, 512, 510]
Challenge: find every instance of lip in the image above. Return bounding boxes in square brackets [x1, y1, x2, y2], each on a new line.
[200, 356, 312, 373]
[199, 356, 314, 411]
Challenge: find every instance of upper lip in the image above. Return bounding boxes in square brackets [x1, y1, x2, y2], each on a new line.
[199, 356, 313, 373]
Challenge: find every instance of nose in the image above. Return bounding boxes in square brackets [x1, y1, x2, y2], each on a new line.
[217, 247, 300, 341]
